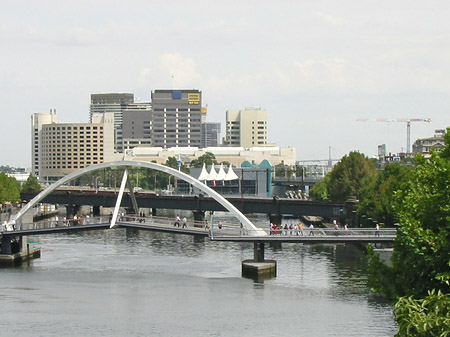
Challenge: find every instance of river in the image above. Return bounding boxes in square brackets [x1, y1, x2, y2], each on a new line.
[1, 218, 396, 336]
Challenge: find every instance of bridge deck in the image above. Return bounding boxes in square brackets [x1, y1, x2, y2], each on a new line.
[1, 216, 395, 244]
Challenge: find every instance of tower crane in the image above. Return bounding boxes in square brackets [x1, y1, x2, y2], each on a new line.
[356, 118, 432, 154]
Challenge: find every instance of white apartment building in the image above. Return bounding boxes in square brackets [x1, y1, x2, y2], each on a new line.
[32, 112, 115, 182]
[31, 110, 58, 178]
[224, 108, 267, 148]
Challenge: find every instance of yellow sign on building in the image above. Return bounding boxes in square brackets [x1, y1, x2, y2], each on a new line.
[188, 93, 200, 105]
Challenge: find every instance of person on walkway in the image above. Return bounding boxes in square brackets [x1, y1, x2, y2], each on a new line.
[334, 222, 339, 236]
[294, 223, 299, 236]
[174, 215, 180, 227]
[54, 215, 59, 226]
[182, 217, 187, 228]
[269, 222, 274, 235]
[218, 221, 222, 229]
[309, 224, 315, 236]
[299, 223, 304, 236]
[375, 223, 380, 236]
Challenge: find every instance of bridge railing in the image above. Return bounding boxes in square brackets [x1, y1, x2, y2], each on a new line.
[1, 216, 112, 232]
[210, 226, 397, 238]
[119, 215, 212, 232]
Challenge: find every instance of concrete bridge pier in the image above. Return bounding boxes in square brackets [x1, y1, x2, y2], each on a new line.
[193, 210, 205, 222]
[242, 242, 277, 282]
[0, 235, 40, 266]
[92, 206, 101, 216]
[269, 214, 282, 226]
[66, 204, 80, 218]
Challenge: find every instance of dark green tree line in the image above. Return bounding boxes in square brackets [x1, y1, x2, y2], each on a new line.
[368, 129, 450, 336]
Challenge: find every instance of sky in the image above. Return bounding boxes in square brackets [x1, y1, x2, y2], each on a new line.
[1, 0, 449, 167]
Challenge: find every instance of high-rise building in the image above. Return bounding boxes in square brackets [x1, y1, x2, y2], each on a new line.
[224, 108, 267, 147]
[201, 122, 221, 148]
[32, 111, 114, 182]
[89, 93, 151, 153]
[31, 111, 58, 178]
[151, 89, 202, 148]
[122, 105, 153, 151]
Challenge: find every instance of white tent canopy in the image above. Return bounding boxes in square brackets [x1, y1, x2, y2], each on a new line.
[215, 164, 227, 181]
[206, 165, 217, 181]
[224, 164, 239, 181]
[197, 163, 209, 181]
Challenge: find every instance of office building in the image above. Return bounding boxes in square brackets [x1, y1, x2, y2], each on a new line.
[224, 108, 267, 147]
[31, 110, 58, 178]
[151, 89, 202, 148]
[201, 122, 221, 148]
[34, 112, 114, 182]
[89, 93, 151, 153]
[122, 105, 153, 151]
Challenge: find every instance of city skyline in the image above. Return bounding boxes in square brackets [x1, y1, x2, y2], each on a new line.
[1, 1, 449, 167]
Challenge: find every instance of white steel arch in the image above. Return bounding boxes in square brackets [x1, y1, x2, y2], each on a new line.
[12, 161, 263, 235]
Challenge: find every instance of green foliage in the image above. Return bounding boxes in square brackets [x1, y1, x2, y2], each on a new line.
[163, 157, 189, 173]
[327, 151, 376, 202]
[309, 174, 330, 201]
[21, 174, 42, 193]
[394, 290, 450, 337]
[274, 163, 295, 179]
[0, 172, 21, 203]
[358, 163, 414, 227]
[368, 129, 450, 336]
[190, 152, 217, 168]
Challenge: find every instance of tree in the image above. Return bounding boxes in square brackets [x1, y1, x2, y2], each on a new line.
[163, 156, 189, 173]
[327, 151, 376, 202]
[358, 163, 414, 227]
[0, 173, 21, 203]
[309, 174, 330, 201]
[368, 129, 450, 336]
[190, 152, 217, 168]
[21, 174, 42, 193]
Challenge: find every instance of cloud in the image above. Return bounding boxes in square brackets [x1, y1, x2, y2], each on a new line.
[315, 11, 348, 26]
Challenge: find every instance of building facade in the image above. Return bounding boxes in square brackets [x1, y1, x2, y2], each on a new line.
[151, 89, 202, 148]
[122, 106, 153, 151]
[35, 112, 114, 182]
[201, 122, 221, 148]
[224, 108, 267, 147]
[412, 130, 447, 155]
[89, 93, 151, 153]
[127, 145, 296, 167]
[31, 111, 58, 178]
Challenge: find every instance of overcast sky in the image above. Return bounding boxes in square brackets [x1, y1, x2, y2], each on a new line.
[1, 0, 449, 167]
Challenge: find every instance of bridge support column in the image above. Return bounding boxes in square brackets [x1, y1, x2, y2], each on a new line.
[193, 210, 205, 222]
[125, 207, 134, 215]
[254, 242, 264, 262]
[269, 214, 282, 226]
[66, 204, 80, 218]
[1, 235, 13, 255]
[92, 206, 101, 216]
[0, 235, 40, 266]
[242, 242, 276, 282]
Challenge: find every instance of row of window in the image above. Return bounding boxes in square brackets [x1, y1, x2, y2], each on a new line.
[43, 126, 103, 131]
